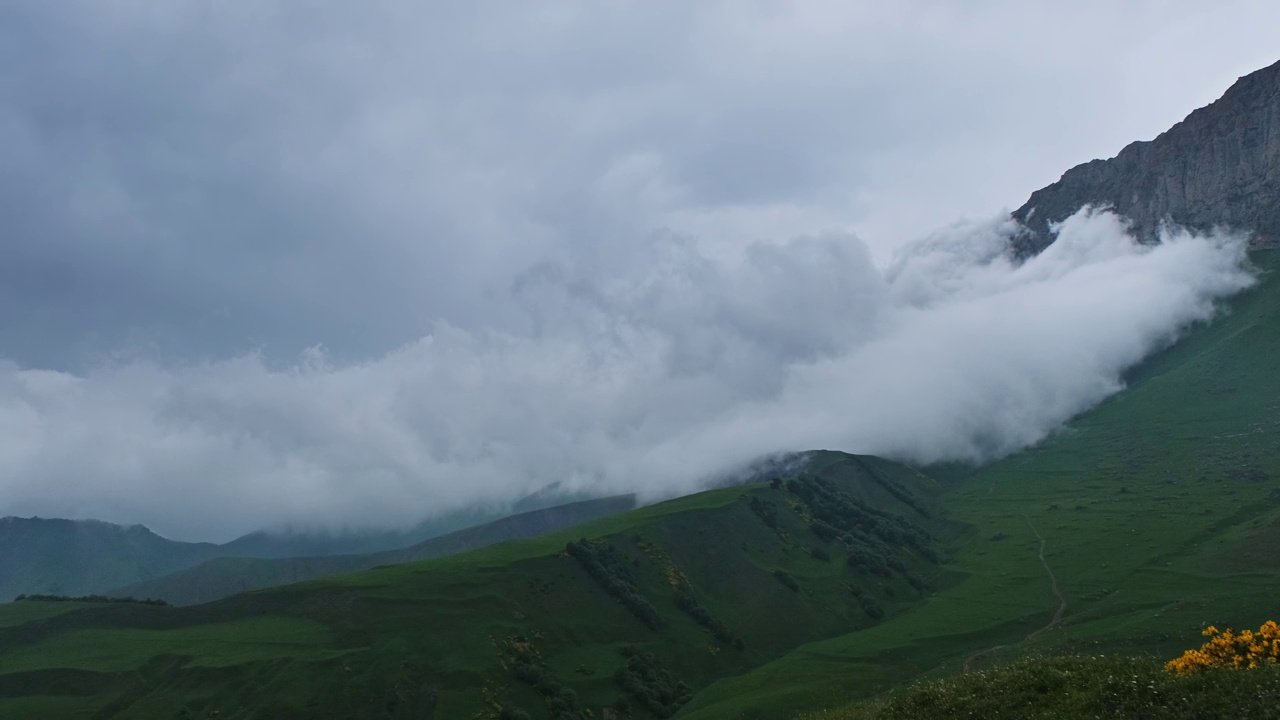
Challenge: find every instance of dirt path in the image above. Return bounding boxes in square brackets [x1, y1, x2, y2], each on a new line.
[961, 643, 1008, 673]
[1023, 516, 1067, 642]
[962, 517, 1067, 673]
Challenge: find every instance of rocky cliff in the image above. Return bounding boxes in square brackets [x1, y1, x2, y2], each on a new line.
[1013, 58, 1280, 255]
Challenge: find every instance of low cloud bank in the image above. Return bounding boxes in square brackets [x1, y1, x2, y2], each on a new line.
[0, 209, 1255, 540]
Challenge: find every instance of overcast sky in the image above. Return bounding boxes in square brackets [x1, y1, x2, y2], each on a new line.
[0, 2, 1275, 540]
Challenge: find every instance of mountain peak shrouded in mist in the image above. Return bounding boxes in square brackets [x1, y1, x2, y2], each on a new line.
[1013, 58, 1280, 256]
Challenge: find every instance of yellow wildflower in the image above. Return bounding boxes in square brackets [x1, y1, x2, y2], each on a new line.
[1167, 620, 1280, 674]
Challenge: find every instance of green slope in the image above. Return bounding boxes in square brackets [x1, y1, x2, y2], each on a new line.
[677, 250, 1280, 719]
[112, 495, 640, 606]
[0, 454, 951, 719]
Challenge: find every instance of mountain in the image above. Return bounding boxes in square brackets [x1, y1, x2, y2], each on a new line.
[1, 486, 611, 601]
[0, 452, 953, 718]
[0, 517, 220, 601]
[214, 509, 495, 559]
[1012, 58, 1280, 255]
[111, 494, 640, 606]
[4, 58, 1280, 720]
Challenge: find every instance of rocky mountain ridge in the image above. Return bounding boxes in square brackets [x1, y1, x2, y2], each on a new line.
[1013, 58, 1280, 255]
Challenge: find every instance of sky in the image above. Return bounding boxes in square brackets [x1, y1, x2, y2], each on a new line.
[0, 2, 1275, 541]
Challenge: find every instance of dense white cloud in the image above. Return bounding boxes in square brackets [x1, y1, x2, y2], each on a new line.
[0, 210, 1254, 540]
[0, 2, 1275, 538]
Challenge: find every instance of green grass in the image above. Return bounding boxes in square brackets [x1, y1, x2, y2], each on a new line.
[0, 616, 338, 673]
[0, 601, 94, 628]
[0, 695, 102, 719]
[800, 656, 1280, 719]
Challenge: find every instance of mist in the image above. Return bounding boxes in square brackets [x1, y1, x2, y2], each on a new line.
[0, 209, 1254, 541]
[3, 2, 1276, 540]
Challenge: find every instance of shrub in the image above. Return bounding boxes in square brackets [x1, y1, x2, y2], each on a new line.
[749, 496, 780, 529]
[614, 646, 691, 718]
[497, 634, 588, 720]
[1167, 621, 1280, 674]
[673, 582, 744, 649]
[12, 594, 169, 607]
[565, 539, 662, 630]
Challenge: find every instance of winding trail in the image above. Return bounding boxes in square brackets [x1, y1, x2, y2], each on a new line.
[1023, 517, 1067, 642]
[961, 643, 1008, 674]
[961, 517, 1067, 673]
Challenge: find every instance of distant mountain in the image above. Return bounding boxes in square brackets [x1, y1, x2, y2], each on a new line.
[220, 483, 596, 559]
[1, 486, 622, 601]
[1013, 58, 1280, 255]
[510, 480, 600, 515]
[217, 507, 496, 559]
[0, 517, 218, 601]
[111, 494, 639, 605]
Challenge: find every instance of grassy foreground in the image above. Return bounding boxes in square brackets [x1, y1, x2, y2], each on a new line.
[801, 656, 1280, 720]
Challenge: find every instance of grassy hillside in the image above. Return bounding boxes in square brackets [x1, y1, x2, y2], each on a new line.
[0, 454, 951, 719]
[2, 486, 608, 602]
[677, 250, 1280, 718]
[113, 495, 640, 606]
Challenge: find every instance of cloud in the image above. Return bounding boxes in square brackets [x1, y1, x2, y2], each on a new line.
[0, 209, 1254, 541]
[2, 2, 1278, 369]
[0, 3, 1275, 539]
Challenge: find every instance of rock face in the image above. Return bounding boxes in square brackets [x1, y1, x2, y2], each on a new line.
[1013, 58, 1280, 256]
